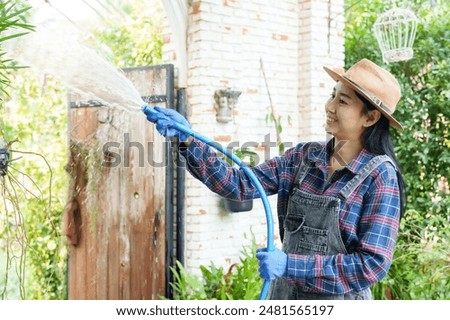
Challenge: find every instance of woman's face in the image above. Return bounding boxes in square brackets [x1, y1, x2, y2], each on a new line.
[324, 81, 376, 141]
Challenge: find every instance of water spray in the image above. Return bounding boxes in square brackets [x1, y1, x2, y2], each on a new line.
[142, 105, 275, 300]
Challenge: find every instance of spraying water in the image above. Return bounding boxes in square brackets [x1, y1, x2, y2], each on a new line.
[5, 24, 144, 112]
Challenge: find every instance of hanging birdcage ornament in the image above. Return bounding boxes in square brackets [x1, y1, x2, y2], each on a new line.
[373, 8, 418, 63]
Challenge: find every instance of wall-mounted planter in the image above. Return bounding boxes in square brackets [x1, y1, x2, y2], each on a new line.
[221, 148, 257, 213]
[223, 198, 253, 213]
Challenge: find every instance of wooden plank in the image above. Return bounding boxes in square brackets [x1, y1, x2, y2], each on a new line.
[151, 134, 166, 299]
[66, 67, 167, 300]
[67, 106, 98, 300]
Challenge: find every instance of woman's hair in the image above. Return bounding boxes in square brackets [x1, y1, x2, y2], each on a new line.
[356, 91, 407, 218]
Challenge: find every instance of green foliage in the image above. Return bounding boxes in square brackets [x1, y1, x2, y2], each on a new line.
[0, 0, 65, 300]
[168, 234, 263, 300]
[0, 70, 68, 299]
[168, 260, 208, 299]
[223, 147, 258, 167]
[0, 0, 33, 98]
[93, 0, 163, 68]
[265, 112, 290, 155]
[24, 204, 67, 300]
[345, 0, 450, 299]
[371, 209, 450, 299]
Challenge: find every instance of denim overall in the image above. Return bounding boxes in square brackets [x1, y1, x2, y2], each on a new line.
[268, 154, 394, 300]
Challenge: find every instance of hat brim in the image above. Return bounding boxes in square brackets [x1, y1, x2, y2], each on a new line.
[323, 66, 403, 130]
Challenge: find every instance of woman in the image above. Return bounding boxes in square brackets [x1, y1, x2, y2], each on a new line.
[146, 58, 406, 300]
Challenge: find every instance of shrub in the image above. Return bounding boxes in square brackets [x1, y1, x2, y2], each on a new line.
[168, 234, 263, 300]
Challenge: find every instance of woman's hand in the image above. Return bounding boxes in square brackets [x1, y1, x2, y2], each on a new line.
[145, 106, 192, 142]
[256, 247, 288, 280]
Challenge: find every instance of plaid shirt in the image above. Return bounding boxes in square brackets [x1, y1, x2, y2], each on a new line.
[181, 139, 401, 294]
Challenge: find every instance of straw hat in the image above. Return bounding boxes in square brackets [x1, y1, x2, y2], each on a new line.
[323, 58, 402, 130]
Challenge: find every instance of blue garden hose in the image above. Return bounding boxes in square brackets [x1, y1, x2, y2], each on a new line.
[142, 105, 274, 300]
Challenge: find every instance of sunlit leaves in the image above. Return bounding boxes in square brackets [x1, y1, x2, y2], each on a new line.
[345, 0, 450, 299]
[0, 0, 34, 98]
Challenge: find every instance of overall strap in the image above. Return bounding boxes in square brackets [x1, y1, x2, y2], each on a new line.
[293, 142, 323, 188]
[338, 155, 396, 201]
[281, 143, 321, 242]
[293, 158, 309, 187]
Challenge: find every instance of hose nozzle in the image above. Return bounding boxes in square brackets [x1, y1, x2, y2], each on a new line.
[142, 104, 160, 123]
[142, 104, 157, 116]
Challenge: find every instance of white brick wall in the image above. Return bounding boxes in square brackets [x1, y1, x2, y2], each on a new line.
[297, 0, 345, 142]
[162, 0, 344, 276]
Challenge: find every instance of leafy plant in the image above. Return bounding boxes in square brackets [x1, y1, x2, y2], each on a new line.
[168, 260, 208, 300]
[168, 233, 263, 300]
[0, 1, 64, 300]
[371, 209, 450, 299]
[223, 147, 258, 168]
[92, 0, 163, 68]
[1, 71, 68, 299]
[0, 0, 34, 98]
[227, 236, 264, 300]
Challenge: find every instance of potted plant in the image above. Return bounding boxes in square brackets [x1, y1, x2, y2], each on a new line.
[222, 148, 257, 213]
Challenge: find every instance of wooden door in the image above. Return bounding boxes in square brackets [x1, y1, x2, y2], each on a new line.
[64, 66, 171, 299]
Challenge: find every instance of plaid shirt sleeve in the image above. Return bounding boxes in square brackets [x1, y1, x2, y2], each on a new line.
[287, 163, 401, 294]
[180, 138, 301, 200]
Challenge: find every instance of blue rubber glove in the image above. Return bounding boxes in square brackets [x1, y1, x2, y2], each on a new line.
[256, 248, 288, 281]
[145, 106, 191, 142]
